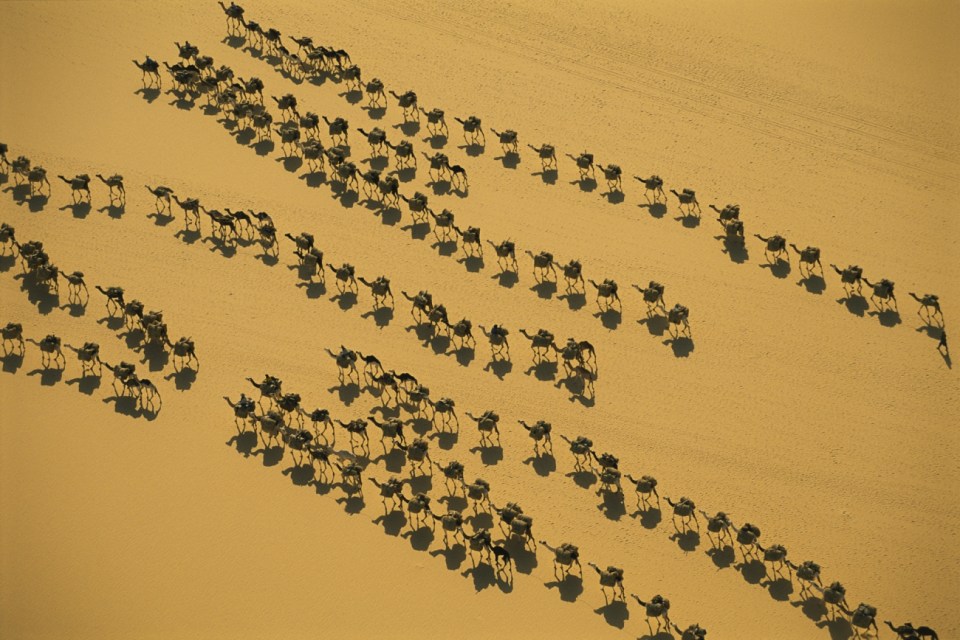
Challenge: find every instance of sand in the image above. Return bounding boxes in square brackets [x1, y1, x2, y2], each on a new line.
[1, 1, 958, 638]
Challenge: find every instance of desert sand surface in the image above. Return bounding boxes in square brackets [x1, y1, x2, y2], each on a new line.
[1, 1, 958, 638]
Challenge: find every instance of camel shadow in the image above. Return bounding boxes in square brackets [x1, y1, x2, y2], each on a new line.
[296, 280, 327, 299]
[431, 239, 458, 257]
[638, 632, 675, 640]
[792, 596, 828, 622]
[572, 178, 597, 192]
[639, 202, 667, 219]
[532, 169, 558, 185]
[451, 346, 475, 368]
[27, 195, 49, 212]
[495, 153, 520, 169]
[601, 190, 624, 205]
[281, 463, 316, 486]
[298, 171, 327, 189]
[226, 430, 258, 457]
[363, 106, 387, 120]
[430, 430, 459, 451]
[797, 274, 826, 294]
[664, 336, 694, 358]
[97, 315, 124, 331]
[17, 277, 59, 315]
[594, 309, 622, 330]
[545, 574, 584, 602]
[400, 221, 431, 241]
[597, 490, 627, 521]
[328, 382, 361, 406]
[594, 600, 629, 629]
[638, 313, 668, 337]
[336, 493, 366, 515]
[407, 416, 432, 436]
[26, 367, 64, 386]
[530, 280, 557, 299]
[483, 358, 513, 379]
[393, 121, 420, 137]
[525, 360, 558, 381]
[378, 206, 402, 226]
[134, 87, 161, 103]
[717, 237, 749, 263]
[102, 394, 155, 421]
[735, 559, 768, 585]
[760, 259, 791, 279]
[868, 308, 901, 327]
[674, 213, 700, 228]
[504, 538, 538, 574]
[437, 494, 468, 512]
[65, 374, 101, 395]
[669, 529, 701, 552]
[429, 543, 467, 571]
[361, 306, 394, 328]
[59, 202, 91, 219]
[371, 446, 406, 473]
[99, 203, 125, 219]
[631, 506, 662, 530]
[204, 236, 237, 258]
[331, 291, 358, 311]
[457, 255, 484, 273]
[816, 616, 855, 640]
[373, 509, 406, 537]
[140, 341, 170, 372]
[762, 577, 794, 601]
[429, 180, 451, 196]
[837, 294, 869, 317]
[522, 453, 556, 477]
[558, 292, 587, 311]
[0, 254, 16, 273]
[469, 445, 503, 466]
[459, 143, 485, 157]
[235, 129, 256, 146]
[566, 469, 597, 490]
[493, 270, 519, 289]
[252, 139, 275, 156]
[706, 544, 736, 569]
[461, 562, 501, 592]
[1, 353, 25, 374]
[429, 334, 452, 355]
[401, 524, 435, 551]
[393, 166, 417, 183]
[147, 210, 175, 226]
[174, 228, 202, 245]
[254, 445, 285, 467]
[164, 367, 197, 391]
[407, 473, 434, 496]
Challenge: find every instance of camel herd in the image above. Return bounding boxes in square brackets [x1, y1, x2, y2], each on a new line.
[220, 339, 938, 640]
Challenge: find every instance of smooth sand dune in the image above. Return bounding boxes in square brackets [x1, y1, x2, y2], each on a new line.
[1, 1, 957, 638]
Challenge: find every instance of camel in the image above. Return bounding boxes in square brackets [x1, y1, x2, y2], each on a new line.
[465, 409, 502, 448]
[667, 303, 691, 338]
[558, 259, 585, 293]
[541, 540, 581, 579]
[625, 474, 660, 510]
[589, 279, 622, 312]
[490, 128, 519, 154]
[421, 107, 448, 137]
[364, 78, 386, 108]
[672, 623, 708, 640]
[224, 393, 256, 433]
[166, 336, 199, 371]
[430, 208, 456, 243]
[787, 559, 823, 599]
[339, 63, 362, 90]
[120, 300, 145, 332]
[508, 513, 536, 550]
[448, 164, 468, 191]
[94, 285, 125, 316]
[322, 115, 349, 146]
[11, 155, 31, 185]
[587, 563, 625, 602]
[425, 304, 451, 336]
[357, 127, 388, 157]
[485, 539, 513, 575]
[424, 151, 451, 183]
[634, 281, 667, 314]
[0, 142, 7, 173]
[631, 594, 672, 635]
[334, 161, 360, 192]
[700, 510, 734, 549]
[464, 478, 492, 514]
[434, 459, 465, 495]
[559, 434, 594, 471]
[754, 233, 788, 263]
[863, 277, 898, 311]
[633, 175, 666, 202]
[669, 188, 701, 216]
[120, 374, 161, 411]
[201, 208, 237, 242]
[336, 419, 370, 456]
[571, 364, 597, 398]
[404, 383, 432, 418]
[174, 40, 200, 62]
[401, 191, 432, 223]
[453, 225, 483, 258]
[473, 326, 507, 363]
[665, 496, 699, 532]
[841, 603, 879, 640]
[333, 461, 364, 495]
[358, 276, 395, 309]
[32, 263, 60, 294]
[367, 476, 406, 513]
[275, 122, 302, 157]
[133, 56, 161, 87]
[734, 522, 762, 560]
[401, 290, 434, 324]
[107, 361, 137, 394]
[0, 223, 16, 254]
[519, 328, 557, 363]
[283, 426, 316, 465]
[369, 416, 407, 452]
[300, 138, 325, 171]
[518, 419, 553, 455]
[555, 338, 596, 377]
[493, 501, 525, 539]
[528, 144, 557, 171]
[831, 263, 864, 295]
[885, 621, 939, 640]
[27, 334, 65, 369]
[285, 231, 316, 262]
[222, 208, 255, 240]
[305, 408, 335, 445]
[62, 271, 88, 303]
[430, 397, 459, 431]
[718, 218, 745, 243]
[454, 115, 485, 146]
[360, 169, 382, 200]
[821, 581, 849, 620]
[385, 140, 416, 169]
[218, 1, 245, 34]
[2, 322, 25, 356]
[172, 195, 202, 228]
[430, 510, 465, 547]
[389, 90, 418, 120]
[326, 346, 359, 384]
[28, 166, 51, 196]
[789, 243, 823, 277]
[597, 465, 622, 494]
[598, 164, 623, 192]
[757, 543, 791, 579]
[562, 151, 594, 181]
[526, 250, 558, 283]
[487, 240, 518, 273]
[96, 174, 125, 202]
[403, 438, 432, 477]
[446, 318, 476, 350]
[709, 203, 740, 222]
[908, 292, 942, 324]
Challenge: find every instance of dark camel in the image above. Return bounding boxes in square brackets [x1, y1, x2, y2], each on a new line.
[454, 115, 485, 146]
[365, 78, 386, 108]
[540, 540, 581, 580]
[568, 151, 594, 180]
[559, 434, 593, 471]
[625, 474, 660, 510]
[885, 621, 939, 640]
[358, 276, 395, 309]
[831, 264, 864, 295]
[526, 250, 557, 283]
[528, 144, 557, 171]
[133, 56, 161, 87]
[490, 128, 518, 154]
[172, 195, 202, 228]
[322, 115, 349, 146]
[787, 559, 823, 599]
[841, 603, 879, 640]
[58, 174, 91, 203]
[862, 277, 897, 311]
[478, 324, 510, 361]
[665, 496, 699, 532]
[401, 191, 432, 222]
[357, 127, 388, 157]
[96, 174, 125, 202]
[401, 290, 433, 324]
[326, 345, 359, 384]
[453, 225, 483, 258]
[597, 164, 622, 191]
[2, 322, 26, 356]
[700, 510, 734, 549]
[166, 336, 199, 371]
[789, 243, 823, 277]
[386, 139, 416, 169]
[389, 90, 419, 120]
[561, 260, 585, 292]
[518, 328, 557, 363]
[634, 175, 665, 202]
[631, 594, 672, 635]
[420, 107, 448, 137]
[589, 279, 621, 312]
[908, 292, 942, 324]
[670, 188, 701, 216]
[634, 281, 667, 314]
[518, 419, 553, 455]
[755, 233, 788, 263]
[487, 240, 518, 272]
[587, 563, 625, 603]
[27, 334, 65, 369]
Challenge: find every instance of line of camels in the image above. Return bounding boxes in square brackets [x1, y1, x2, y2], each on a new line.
[197, 4, 949, 349]
[222, 340, 938, 640]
